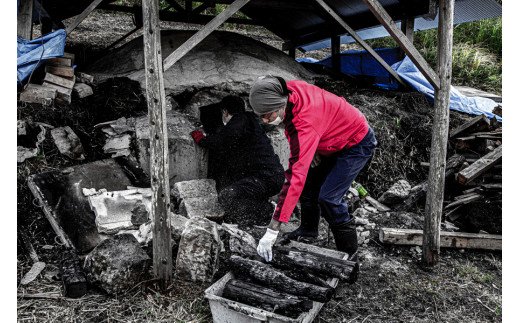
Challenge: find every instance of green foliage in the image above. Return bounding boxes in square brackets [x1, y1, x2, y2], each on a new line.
[366, 17, 502, 93]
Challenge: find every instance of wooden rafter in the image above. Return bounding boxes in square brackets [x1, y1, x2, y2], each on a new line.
[17, 0, 33, 39]
[142, 0, 172, 289]
[316, 0, 407, 87]
[66, 0, 104, 34]
[163, 0, 252, 71]
[361, 0, 440, 90]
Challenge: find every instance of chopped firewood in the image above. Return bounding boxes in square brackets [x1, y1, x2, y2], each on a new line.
[454, 192, 481, 201]
[445, 194, 483, 209]
[45, 65, 75, 78]
[48, 56, 73, 67]
[445, 206, 462, 221]
[44, 73, 75, 89]
[379, 228, 501, 250]
[228, 255, 334, 303]
[457, 145, 502, 185]
[73, 82, 93, 98]
[449, 114, 490, 138]
[19, 84, 56, 105]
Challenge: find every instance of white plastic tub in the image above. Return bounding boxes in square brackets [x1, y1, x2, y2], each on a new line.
[204, 241, 348, 323]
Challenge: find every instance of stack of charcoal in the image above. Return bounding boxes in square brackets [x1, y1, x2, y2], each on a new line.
[223, 247, 356, 318]
[19, 53, 94, 105]
[443, 114, 502, 230]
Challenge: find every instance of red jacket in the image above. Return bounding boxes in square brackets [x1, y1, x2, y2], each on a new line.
[273, 80, 369, 223]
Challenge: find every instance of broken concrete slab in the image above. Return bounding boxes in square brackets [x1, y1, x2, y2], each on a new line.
[103, 133, 131, 158]
[84, 234, 151, 295]
[17, 122, 47, 163]
[19, 84, 57, 105]
[28, 159, 139, 253]
[95, 117, 136, 135]
[179, 194, 225, 221]
[378, 180, 412, 205]
[136, 111, 208, 185]
[50, 126, 85, 160]
[88, 30, 315, 97]
[86, 188, 152, 234]
[172, 179, 218, 201]
[73, 82, 93, 98]
[175, 217, 222, 283]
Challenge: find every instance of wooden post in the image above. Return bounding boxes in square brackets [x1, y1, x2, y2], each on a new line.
[361, 0, 440, 90]
[315, 0, 407, 87]
[163, 0, 251, 71]
[331, 35, 341, 73]
[142, 0, 172, 289]
[18, 0, 33, 39]
[66, 0, 104, 34]
[422, 0, 454, 267]
[400, 16, 414, 59]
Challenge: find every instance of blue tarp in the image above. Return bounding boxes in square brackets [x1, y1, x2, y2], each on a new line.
[298, 48, 501, 121]
[17, 29, 66, 84]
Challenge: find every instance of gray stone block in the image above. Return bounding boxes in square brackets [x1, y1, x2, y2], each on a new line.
[171, 178, 217, 201]
[83, 234, 151, 294]
[179, 194, 225, 221]
[175, 217, 222, 283]
[135, 112, 208, 186]
[378, 180, 412, 205]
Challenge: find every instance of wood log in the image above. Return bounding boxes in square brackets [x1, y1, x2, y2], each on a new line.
[44, 73, 76, 89]
[379, 228, 501, 250]
[273, 247, 355, 280]
[222, 279, 312, 317]
[395, 154, 465, 211]
[17, 0, 33, 39]
[444, 194, 482, 209]
[449, 114, 490, 138]
[271, 260, 330, 288]
[457, 145, 502, 185]
[229, 255, 333, 303]
[60, 249, 88, 298]
[48, 57, 73, 67]
[45, 65, 75, 79]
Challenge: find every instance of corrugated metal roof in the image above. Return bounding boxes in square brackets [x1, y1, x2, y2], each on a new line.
[301, 0, 501, 51]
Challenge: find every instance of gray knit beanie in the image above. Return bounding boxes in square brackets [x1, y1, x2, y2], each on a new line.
[249, 76, 288, 115]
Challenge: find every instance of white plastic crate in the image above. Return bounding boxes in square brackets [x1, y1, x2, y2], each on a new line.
[204, 241, 348, 323]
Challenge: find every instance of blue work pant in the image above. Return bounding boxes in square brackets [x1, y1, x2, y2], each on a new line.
[300, 128, 378, 227]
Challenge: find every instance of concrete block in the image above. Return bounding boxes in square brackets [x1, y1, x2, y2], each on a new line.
[135, 111, 208, 186]
[172, 178, 217, 201]
[179, 194, 225, 221]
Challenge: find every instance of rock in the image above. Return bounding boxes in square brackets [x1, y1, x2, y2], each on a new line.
[354, 217, 370, 226]
[17, 123, 47, 163]
[179, 194, 225, 220]
[135, 111, 208, 186]
[88, 30, 314, 97]
[171, 213, 189, 241]
[175, 217, 222, 283]
[378, 180, 411, 205]
[73, 82, 93, 98]
[84, 234, 151, 294]
[172, 179, 218, 201]
[103, 133, 131, 158]
[352, 207, 371, 218]
[363, 205, 380, 214]
[50, 126, 85, 160]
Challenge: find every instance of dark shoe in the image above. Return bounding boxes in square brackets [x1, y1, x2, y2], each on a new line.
[284, 226, 319, 241]
[330, 221, 359, 284]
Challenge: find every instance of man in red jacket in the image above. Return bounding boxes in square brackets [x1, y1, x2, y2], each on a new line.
[249, 76, 377, 283]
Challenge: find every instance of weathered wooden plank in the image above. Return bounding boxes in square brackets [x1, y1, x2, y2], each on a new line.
[65, 0, 104, 34]
[45, 65, 75, 79]
[47, 57, 73, 67]
[316, 0, 407, 88]
[401, 16, 415, 43]
[163, 0, 251, 71]
[18, 0, 33, 39]
[444, 194, 482, 209]
[457, 145, 502, 185]
[142, 0, 172, 290]
[19, 84, 56, 105]
[380, 228, 501, 251]
[449, 114, 490, 138]
[422, 0, 455, 266]
[44, 73, 76, 89]
[361, 0, 440, 90]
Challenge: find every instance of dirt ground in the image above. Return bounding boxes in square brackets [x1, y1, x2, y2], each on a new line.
[17, 9, 501, 323]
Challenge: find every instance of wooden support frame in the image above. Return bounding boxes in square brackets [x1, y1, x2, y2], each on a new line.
[18, 0, 33, 40]
[361, 0, 440, 90]
[331, 35, 341, 73]
[163, 0, 251, 71]
[401, 16, 415, 43]
[142, 0, 172, 290]
[66, 0, 104, 34]
[422, 0, 455, 267]
[315, 0, 407, 87]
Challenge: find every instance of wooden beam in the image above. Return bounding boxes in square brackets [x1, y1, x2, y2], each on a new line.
[66, 0, 104, 34]
[163, 0, 251, 71]
[401, 16, 415, 43]
[315, 0, 407, 87]
[331, 35, 341, 73]
[17, 0, 33, 39]
[380, 228, 501, 251]
[422, 0, 455, 267]
[361, 0, 440, 90]
[457, 145, 502, 185]
[142, 0, 172, 290]
[165, 0, 186, 13]
[449, 114, 490, 138]
[192, 1, 214, 15]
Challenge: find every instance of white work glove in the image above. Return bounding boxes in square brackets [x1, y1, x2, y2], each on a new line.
[257, 228, 279, 262]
